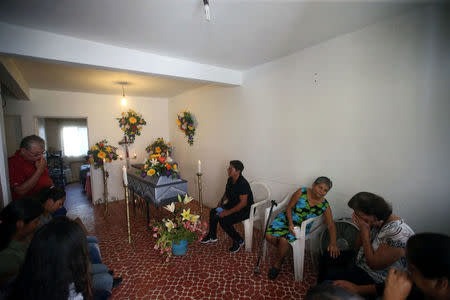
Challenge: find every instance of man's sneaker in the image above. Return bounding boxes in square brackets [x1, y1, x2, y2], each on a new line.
[200, 234, 218, 244]
[112, 277, 123, 289]
[229, 239, 244, 253]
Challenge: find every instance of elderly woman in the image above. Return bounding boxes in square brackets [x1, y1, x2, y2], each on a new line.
[265, 176, 340, 280]
[329, 192, 414, 295]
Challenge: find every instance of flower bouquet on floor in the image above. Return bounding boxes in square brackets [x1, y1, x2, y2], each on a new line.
[150, 195, 208, 261]
[87, 140, 119, 168]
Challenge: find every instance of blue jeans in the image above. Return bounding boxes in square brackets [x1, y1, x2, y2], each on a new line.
[91, 265, 113, 292]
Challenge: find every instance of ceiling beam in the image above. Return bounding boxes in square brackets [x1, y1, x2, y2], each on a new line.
[0, 56, 30, 100]
[0, 22, 242, 86]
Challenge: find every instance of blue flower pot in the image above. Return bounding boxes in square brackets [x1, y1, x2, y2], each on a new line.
[172, 239, 188, 256]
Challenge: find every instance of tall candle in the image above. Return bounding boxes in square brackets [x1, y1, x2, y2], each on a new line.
[198, 160, 201, 173]
[103, 158, 106, 165]
[122, 166, 128, 185]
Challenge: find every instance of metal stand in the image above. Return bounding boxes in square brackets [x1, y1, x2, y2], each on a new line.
[196, 172, 203, 217]
[124, 184, 132, 244]
[101, 165, 109, 216]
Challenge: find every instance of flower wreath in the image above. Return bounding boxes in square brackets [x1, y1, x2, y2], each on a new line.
[117, 109, 147, 143]
[87, 140, 119, 168]
[177, 111, 196, 146]
[145, 137, 172, 158]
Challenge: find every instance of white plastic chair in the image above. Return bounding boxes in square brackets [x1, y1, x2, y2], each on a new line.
[263, 190, 326, 281]
[243, 181, 271, 252]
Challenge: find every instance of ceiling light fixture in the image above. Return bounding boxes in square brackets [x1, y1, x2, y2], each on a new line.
[121, 83, 127, 106]
[203, 0, 211, 21]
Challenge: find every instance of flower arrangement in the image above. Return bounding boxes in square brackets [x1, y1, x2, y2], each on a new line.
[177, 111, 196, 146]
[87, 140, 119, 168]
[140, 155, 180, 179]
[151, 194, 207, 261]
[145, 137, 172, 158]
[117, 109, 147, 143]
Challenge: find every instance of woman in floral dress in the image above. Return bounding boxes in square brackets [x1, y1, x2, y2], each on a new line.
[265, 176, 340, 280]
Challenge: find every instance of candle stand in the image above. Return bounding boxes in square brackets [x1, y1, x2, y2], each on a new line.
[196, 172, 203, 217]
[124, 184, 132, 244]
[101, 165, 109, 216]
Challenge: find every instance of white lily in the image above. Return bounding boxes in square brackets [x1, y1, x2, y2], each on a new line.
[183, 195, 194, 204]
[165, 219, 175, 232]
[164, 202, 175, 213]
[166, 156, 173, 163]
[150, 159, 158, 166]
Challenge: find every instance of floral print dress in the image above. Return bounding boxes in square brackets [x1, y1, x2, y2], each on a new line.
[266, 188, 329, 242]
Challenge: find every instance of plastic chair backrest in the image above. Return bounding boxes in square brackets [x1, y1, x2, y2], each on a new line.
[250, 181, 271, 203]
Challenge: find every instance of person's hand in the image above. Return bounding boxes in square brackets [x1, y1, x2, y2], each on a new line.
[333, 280, 359, 294]
[383, 268, 412, 300]
[352, 212, 370, 233]
[35, 157, 47, 174]
[327, 244, 340, 258]
[288, 223, 295, 236]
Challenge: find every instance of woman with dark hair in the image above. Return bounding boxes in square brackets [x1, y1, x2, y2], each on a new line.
[265, 176, 339, 280]
[10, 216, 93, 300]
[0, 198, 43, 285]
[328, 192, 414, 295]
[384, 233, 450, 300]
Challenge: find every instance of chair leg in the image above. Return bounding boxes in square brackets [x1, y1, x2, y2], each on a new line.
[292, 239, 306, 281]
[244, 220, 253, 252]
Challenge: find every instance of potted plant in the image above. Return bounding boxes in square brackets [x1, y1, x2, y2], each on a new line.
[151, 194, 207, 262]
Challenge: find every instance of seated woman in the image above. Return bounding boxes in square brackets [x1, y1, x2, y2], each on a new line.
[34, 186, 103, 264]
[327, 192, 414, 292]
[383, 232, 450, 300]
[33, 187, 122, 295]
[0, 198, 43, 287]
[10, 216, 94, 300]
[265, 176, 340, 280]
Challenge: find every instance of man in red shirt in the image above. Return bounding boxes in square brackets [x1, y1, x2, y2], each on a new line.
[8, 135, 53, 200]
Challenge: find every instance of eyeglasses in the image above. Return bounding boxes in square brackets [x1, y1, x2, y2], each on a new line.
[28, 150, 46, 157]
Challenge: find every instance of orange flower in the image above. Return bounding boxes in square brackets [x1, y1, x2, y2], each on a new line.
[166, 164, 171, 170]
[129, 117, 137, 124]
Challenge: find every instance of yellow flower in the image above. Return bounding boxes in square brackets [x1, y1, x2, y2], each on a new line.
[189, 214, 199, 222]
[181, 208, 191, 221]
[91, 145, 99, 151]
[172, 164, 178, 170]
[151, 154, 161, 159]
[106, 146, 112, 153]
[147, 169, 156, 176]
[121, 112, 125, 116]
[89, 157, 94, 163]
[129, 109, 135, 113]
[155, 147, 161, 154]
[121, 127, 126, 131]
[97, 151, 106, 159]
[129, 117, 137, 124]
[188, 126, 194, 130]
[177, 119, 181, 126]
[168, 142, 172, 146]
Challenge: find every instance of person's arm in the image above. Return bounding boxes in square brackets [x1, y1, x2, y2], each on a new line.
[285, 189, 302, 235]
[13, 157, 47, 197]
[353, 213, 405, 269]
[219, 194, 248, 217]
[383, 269, 412, 300]
[217, 192, 226, 207]
[324, 207, 340, 258]
[334, 280, 377, 296]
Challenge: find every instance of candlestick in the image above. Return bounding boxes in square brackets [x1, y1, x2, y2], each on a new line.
[198, 160, 201, 173]
[124, 183, 132, 244]
[103, 158, 106, 165]
[101, 164, 108, 216]
[122, 165, 128, 185]
[196, 172, 203, 217]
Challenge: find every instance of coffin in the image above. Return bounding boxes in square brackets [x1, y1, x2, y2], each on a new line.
[127, 164, 188, 207]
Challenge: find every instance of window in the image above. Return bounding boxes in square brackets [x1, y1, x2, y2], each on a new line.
[61, 126, 88, 157]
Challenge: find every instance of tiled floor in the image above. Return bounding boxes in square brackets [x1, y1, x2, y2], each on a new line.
[64, 183, 317, 299]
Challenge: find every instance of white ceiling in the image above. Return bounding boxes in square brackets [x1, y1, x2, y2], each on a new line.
[0, 0, 431, 98]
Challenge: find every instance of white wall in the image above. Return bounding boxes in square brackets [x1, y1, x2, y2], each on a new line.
[169, 5, 450, 235]
[5, 89, 169, 203]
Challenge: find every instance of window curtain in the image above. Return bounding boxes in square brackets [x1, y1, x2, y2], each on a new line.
[61, 126, 88, 157]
